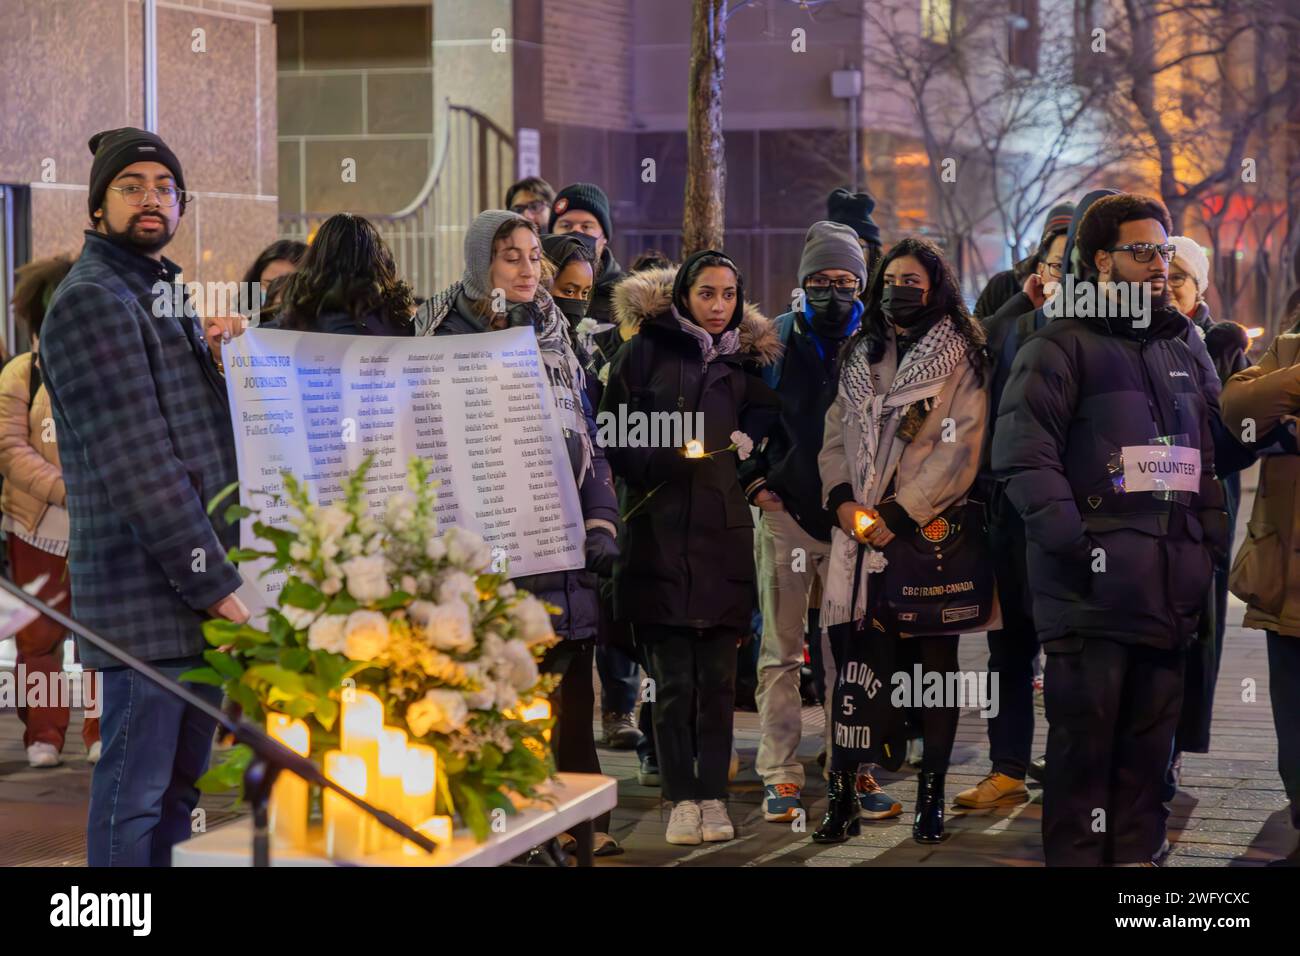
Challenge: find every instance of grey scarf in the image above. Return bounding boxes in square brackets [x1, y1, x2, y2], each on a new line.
[671, 304, 741, 364]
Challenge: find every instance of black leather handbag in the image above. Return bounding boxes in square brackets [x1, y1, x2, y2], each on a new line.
[877, 498, 997, 635]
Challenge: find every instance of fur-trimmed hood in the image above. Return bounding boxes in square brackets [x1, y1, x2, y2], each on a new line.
[612, 266, 782, 367]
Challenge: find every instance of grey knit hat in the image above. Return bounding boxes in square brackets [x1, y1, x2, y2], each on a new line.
[463, 209, 531, 300]
[798, 221, 868, 286]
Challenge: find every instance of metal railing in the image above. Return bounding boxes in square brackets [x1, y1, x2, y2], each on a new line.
[279, 100, 515, 298]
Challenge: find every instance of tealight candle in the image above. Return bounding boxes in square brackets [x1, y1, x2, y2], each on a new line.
[323, 750, 368, 861]
[374, 726, 408, 851]
[684, 439, 705, 459]
[340, 690, 382, 804]
[401, 743, 437, 827]
[855, 510, 875, 535]
[266, 713, 310, 849]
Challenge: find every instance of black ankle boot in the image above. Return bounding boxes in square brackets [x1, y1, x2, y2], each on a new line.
[812, 771, 861, 844]
[913, 771, 945, 844]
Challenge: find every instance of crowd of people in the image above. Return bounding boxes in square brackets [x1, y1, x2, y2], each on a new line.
[4, 125, 1297, 867]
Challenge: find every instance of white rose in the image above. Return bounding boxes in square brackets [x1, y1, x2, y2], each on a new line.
[343, 610, 389, 661]
[729, 430, 754, 461]
[406, 688, 469, 737]
[306, 613, 348, 654]
[510, 595, 554, 645]
[409, 600, 475, 654]
[500, 638, 540, 691]
[460, 662, 495, 710]
[437, 571, 478, 607]
[320, 576, 342, 596]
[425, 537, 447, 562]
[401, 575, 418, 595]
[280, 603, 320, 631]
[340, 554, 391, 603]
[493, 680, 520, 712]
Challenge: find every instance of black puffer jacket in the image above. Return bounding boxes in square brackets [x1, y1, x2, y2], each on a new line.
[601, 264, 781, 632]
[587, 247, 625, 324]
[992, 304, 1229, 649]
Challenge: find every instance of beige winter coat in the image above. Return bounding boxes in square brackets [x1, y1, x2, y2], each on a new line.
[0, 352, 66, 533]
[1220, 332, 1300, 637]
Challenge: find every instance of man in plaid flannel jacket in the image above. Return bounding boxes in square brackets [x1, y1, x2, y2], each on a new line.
[39, 128, 249, 866]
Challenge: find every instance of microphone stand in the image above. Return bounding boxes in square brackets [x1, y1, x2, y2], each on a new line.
[0, 574, 437, 865]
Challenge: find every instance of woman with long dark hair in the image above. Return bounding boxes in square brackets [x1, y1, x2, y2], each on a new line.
[815, 237, 992, 845]
[274, 214, 414, 336]
[601, 250, 780, 846]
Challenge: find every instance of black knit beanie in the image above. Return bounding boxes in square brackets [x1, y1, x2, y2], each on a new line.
[87, 127, 187, 219]
[548, 183, 612, 240]
[827, 187, 881, 247]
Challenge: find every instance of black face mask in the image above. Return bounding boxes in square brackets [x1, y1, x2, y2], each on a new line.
[880, 284, 928, 327]
[804, 286, 859, 339]
[554, 296, 588, 325]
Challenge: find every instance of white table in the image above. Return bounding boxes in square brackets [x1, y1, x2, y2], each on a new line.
[172, 772, 617, 867]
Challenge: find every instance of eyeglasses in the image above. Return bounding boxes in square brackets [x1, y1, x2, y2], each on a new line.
[510, 200, 549, 216]
[1105, 242, 1176, 264]
[806, 276, 860, 291]
[1040, 261, 1063, 278]
[1168, 273, 1189, 287]
[108, 184, 184, 207]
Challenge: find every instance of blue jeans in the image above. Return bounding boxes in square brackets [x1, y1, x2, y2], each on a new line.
[595, 644, 640, 714]
[87, 655, 222, 866]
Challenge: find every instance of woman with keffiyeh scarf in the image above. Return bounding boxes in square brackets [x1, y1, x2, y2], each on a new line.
[601, 250, 781, 847]
[815, 237, 992, 846]
[413, 210, 623, 853]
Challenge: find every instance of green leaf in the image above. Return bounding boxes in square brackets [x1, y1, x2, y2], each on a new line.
[226, 547, 274, 563]
[283, 697, 313, 720]
[224, 503, 255, 524]
[479, 743, 503, 772]
[456, 783, 489, 842]
[279, 647, 311, 671]
[245, 664, 306, 695]
[280, 579, 325, 610]
[227, 681, 261, 721]
[267, 610, 293, 644]
[325, 592, 359, 615]
[178, 666, 225, 687]
[206, 481, 242, 517]
[314, 696, 339, 730]
[371, 590, 412, 611]
[202, 618, 244, 645]
[203, 649, 244, 680]
[252, 522, 295, 547]
[196, 744, 253, 794]
[247, 643, 281, 662]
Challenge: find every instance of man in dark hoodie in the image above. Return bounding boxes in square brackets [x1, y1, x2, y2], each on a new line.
[550, 182, 625, 325]
[739, 222, 868, 823]
[993, 193, 1230, 867]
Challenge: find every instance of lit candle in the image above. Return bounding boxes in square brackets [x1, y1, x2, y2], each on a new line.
[855, 510, 875, 536]
[341, 690, 382, 803]
[402, 815, 453, 857]
[266, 713, 310, 849]
[323, 750, 368, 861]
[401, 743, 437, 831]
[374, 726, 408, 852]
[684, 439, 705, 459]
[520, 697, 553, 745]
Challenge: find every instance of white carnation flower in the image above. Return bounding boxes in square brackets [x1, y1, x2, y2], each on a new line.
[316, 504, 352, 543]
[343, 610, 389, 661]
[408, 600, 475, 654]
[306, 613, 348, 654]
[730, 430, 754, 461]
[444, 527, 492, 572]
[510, 595, 554, 645]
[340, 554, 391, 603]
[500, 638, 540, 691]
[437, 570, 478, 607]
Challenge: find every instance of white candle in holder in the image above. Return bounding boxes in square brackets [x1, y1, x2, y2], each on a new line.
[266, 713, 310, 849]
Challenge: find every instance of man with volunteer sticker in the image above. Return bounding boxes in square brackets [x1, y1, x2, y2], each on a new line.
[992, 193, 1229, 867]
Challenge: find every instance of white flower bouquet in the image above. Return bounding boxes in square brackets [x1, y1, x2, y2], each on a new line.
[188, 455, 560, 841]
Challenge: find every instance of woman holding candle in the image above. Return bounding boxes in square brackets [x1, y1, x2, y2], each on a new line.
[816, 237, 991, 845]
[601, 251, 780, 846]
[414, 211, 622, 854]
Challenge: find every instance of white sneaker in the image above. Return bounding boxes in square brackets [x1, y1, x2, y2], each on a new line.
[699, 799, 734, 842]
[26, 743, 61, 768]
[86, 741, 102, 764]
[665, 800, 703, 845]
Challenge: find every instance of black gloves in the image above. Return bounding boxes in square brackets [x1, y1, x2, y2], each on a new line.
[585, 527, 619, 576]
